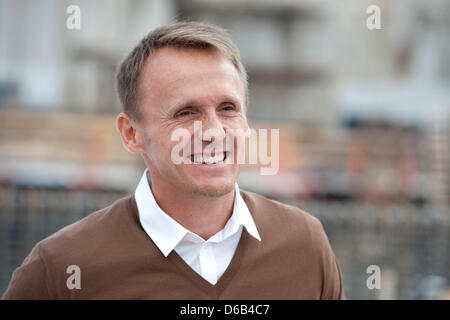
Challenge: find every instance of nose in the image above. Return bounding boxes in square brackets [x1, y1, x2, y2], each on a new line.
[201, 111, 226, 141]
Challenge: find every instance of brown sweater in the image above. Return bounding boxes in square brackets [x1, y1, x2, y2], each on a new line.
[2, 190, 345, 300]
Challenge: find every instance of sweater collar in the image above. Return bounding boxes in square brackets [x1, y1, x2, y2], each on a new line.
[135, 169, 261, 257]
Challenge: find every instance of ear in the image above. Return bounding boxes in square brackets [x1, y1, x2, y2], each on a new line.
[116, 112, 145, 153]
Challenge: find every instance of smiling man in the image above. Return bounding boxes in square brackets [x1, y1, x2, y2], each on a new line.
[120, 43, 249, 241]
[3, 22, 344, 299]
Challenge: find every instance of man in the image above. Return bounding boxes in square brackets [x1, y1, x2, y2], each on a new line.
[3, 22, 344, 299]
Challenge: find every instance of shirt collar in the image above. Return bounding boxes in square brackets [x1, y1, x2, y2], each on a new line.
[135, 169, 261, 257]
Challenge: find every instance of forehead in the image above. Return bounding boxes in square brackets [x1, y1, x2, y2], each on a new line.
[138, 47, 244, 112]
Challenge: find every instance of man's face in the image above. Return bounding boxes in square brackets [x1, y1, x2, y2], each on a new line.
[137, 47, 248, 198]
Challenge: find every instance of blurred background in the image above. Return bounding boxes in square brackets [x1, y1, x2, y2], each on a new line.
[0, 0, 449, 299]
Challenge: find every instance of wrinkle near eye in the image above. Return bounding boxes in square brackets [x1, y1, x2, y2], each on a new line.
[174, 106, 198, 118]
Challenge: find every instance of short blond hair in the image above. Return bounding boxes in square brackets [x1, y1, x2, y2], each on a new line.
[116, 21, 248, 120]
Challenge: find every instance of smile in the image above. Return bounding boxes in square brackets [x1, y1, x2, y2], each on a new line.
[190, 152, 227, 165]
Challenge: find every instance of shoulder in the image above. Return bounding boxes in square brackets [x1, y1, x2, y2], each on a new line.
[239, 190, 345, 299]
[240, 189, 324, 238]
[36, 195, 136, 261]
[3, 195, 138, 299]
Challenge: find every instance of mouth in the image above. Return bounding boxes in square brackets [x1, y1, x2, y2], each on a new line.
[190, 152, 228, 165]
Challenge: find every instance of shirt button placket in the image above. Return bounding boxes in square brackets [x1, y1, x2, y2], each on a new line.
[199, 243, 217, 285]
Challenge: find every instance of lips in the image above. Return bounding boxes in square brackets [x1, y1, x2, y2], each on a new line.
[190, 152, 228, 164]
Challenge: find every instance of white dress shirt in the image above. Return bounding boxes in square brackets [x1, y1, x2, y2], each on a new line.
[134, 169, 261, 285]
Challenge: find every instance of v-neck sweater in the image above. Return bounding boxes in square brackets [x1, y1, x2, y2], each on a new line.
[2, 190, 345, 300]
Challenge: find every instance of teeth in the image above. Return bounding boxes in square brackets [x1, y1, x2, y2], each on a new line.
[192, 153, 225, 164]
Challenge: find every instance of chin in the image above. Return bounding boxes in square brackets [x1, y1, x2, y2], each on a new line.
[191, 181, 235, 198]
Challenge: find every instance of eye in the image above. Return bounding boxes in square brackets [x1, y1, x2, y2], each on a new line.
[175, 108, 196, 118]
[219, 104, 236, 112]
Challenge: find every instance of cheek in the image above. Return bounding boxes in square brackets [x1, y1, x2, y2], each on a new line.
[166, 126, 195, 162]
[224, 115, 248, 130]
[143, 130, 172, 162]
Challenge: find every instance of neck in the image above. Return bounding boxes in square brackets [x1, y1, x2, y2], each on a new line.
[148, 172, 235, 240]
